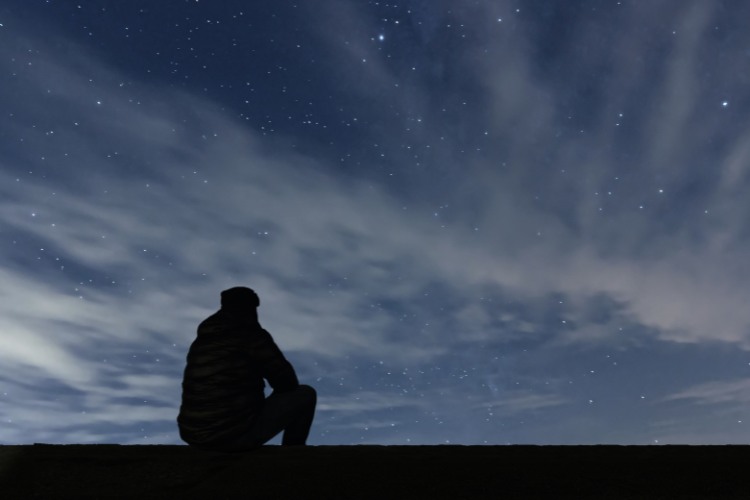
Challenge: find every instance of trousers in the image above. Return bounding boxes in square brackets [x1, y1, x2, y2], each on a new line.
[228, 384, 316, 451]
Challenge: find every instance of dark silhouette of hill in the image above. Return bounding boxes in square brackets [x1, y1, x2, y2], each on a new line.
[1, 444, 748, 498]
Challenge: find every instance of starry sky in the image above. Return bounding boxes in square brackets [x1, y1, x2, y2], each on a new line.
[2, 0, 750, 446]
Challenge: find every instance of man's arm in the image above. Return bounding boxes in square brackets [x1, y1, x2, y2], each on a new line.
[256, 328, 299, 393]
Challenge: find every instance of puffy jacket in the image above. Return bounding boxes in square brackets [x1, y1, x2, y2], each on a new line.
[177, 309, 299, 448]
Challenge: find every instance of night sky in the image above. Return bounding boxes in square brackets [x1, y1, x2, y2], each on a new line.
[2, 0, 750, 445]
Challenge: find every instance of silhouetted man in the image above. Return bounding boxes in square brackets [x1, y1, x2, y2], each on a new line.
[178, 287, 316, 451]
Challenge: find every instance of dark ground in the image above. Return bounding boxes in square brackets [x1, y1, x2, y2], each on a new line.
[0, 444, 748, 499]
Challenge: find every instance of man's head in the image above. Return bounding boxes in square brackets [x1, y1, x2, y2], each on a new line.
[220, 286, 260, 311]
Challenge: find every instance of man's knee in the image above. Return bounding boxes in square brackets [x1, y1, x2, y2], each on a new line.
[297, 384, 316, 404]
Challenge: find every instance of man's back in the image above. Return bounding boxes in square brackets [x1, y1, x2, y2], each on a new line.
[177, 308, 299, 448]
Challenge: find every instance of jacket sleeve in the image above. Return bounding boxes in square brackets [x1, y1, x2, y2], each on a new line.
[256, 328, 299, 393]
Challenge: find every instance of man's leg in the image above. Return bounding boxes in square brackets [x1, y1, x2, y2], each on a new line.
[237, 385, 316, 449]
[278, 385, 316, 445]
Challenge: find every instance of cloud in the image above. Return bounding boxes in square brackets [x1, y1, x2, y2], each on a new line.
[318, 391, 423, 413]
[294, 0, 750, 348]
[475, 392, 567, 415]
[666, 378, 750, 405]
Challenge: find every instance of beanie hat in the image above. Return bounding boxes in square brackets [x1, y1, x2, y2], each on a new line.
[220, 287, 260, 309]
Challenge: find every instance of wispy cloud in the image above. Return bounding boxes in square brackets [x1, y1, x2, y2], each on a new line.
[475, 392, 568, 414]
[666, 378, 750, 405]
